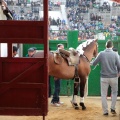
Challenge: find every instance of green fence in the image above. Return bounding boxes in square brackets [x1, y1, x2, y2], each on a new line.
[23, 31, 120, 96]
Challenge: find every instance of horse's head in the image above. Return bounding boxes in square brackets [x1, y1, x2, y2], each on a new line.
[82, 39, 98, 60]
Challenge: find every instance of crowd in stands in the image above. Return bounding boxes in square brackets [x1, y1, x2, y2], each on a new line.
[64, 0, 120, 40]
[66, 0, 92, 9]
[49, 0, 61, 11]
[90, 13, 102, 21]
[98, 1, 111, 11]
[66, 0, 89, 13]
[112, 2, 120, 7]
[49, 17, 66, 26]
[12, 10, 40, 21]
[47, 0, 120, 41]
[48, 16, 68, 40]
[6, 0, 41, 21]
[8, 0, 120, 41]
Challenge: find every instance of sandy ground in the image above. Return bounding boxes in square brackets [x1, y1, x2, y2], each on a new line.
[0, 96, 119, 120]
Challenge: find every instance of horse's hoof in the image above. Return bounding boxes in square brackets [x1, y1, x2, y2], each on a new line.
[70, 101, 79, 110]
[80, 102, 86, 110]
[74, 103, 79, 110]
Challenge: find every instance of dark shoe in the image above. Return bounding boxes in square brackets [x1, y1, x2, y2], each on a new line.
[111, 109, 117, 114]
[103, 113, 108, 116]
[79, 102, 86, 110]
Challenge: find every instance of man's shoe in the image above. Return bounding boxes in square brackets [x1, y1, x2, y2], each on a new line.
[51, 102, 60, 107]
[103, 113, 108, 116]
[111, 109, 117, 114]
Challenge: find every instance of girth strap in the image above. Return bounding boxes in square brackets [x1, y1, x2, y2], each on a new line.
[74, 65, 80, 83]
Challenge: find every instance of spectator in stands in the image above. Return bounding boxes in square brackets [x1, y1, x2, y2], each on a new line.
[62, 19, 66, 25]
[12, 46, 18, 57]
[12, 10, 18, 20]
[32, 47, 37, 54]
[19, 14, 25, 20]
[56, 17, 61, 26]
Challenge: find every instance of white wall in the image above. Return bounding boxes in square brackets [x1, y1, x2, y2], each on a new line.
[0, 43, 8, 57]
[40, 11, 62, 20]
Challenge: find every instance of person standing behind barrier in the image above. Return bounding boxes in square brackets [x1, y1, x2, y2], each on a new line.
[91, 40, 120, 116]
[26, 47, 37, 57]
[12, 46, 18, 57]
[32, 47, 37, 54]
[51, 44, 64, 107]
[26, 48, 35, 57]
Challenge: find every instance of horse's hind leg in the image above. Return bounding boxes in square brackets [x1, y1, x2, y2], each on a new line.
[79, 78, 87, 110]
[71, 83, 79, 110]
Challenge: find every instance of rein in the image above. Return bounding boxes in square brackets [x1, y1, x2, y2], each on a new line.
[83, 54, 90, 63]
[83, 54, 98, 70]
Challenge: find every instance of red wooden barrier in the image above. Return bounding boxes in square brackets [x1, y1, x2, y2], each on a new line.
[0, 0, 48, 119]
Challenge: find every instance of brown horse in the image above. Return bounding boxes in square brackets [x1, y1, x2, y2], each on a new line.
[33, 39, 98, 110]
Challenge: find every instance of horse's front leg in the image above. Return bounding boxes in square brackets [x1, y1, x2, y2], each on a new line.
[71, 83, 79, 110]
[79, 78, 87, 110]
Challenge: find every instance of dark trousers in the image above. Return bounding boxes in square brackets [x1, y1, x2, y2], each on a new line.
[51, 79, 61, 103]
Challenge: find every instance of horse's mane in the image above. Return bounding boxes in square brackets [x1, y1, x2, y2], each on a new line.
[80, 39, 95, 50]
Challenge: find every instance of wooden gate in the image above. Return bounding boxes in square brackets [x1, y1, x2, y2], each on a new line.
[0, 0, 48, 119]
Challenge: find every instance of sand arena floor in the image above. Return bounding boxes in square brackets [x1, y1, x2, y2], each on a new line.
[0, 96, 119, 120]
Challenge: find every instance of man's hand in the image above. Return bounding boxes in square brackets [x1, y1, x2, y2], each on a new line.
[90, 61, 93, 66]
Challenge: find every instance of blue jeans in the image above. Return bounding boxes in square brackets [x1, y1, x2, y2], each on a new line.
[51, 79, 61, 103]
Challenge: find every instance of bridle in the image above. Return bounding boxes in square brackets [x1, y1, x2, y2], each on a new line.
[83, 54, 90, 63]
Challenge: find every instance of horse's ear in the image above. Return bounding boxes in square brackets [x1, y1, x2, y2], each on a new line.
[94, 39, 98, 42]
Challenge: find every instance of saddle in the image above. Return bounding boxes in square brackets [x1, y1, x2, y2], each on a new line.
[53, 48, 80, 66]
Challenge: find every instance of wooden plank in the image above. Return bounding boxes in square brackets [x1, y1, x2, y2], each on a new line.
[0, 38, 44, 44]
[0, 83, 45, 88]
[0, 108, 47, 116]
[0, 21, 44, 40]
[0, 61, 43, 95]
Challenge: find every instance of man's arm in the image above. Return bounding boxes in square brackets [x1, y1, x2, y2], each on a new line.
[91, 53, 101, 66]
[116, 54, 120, 73]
